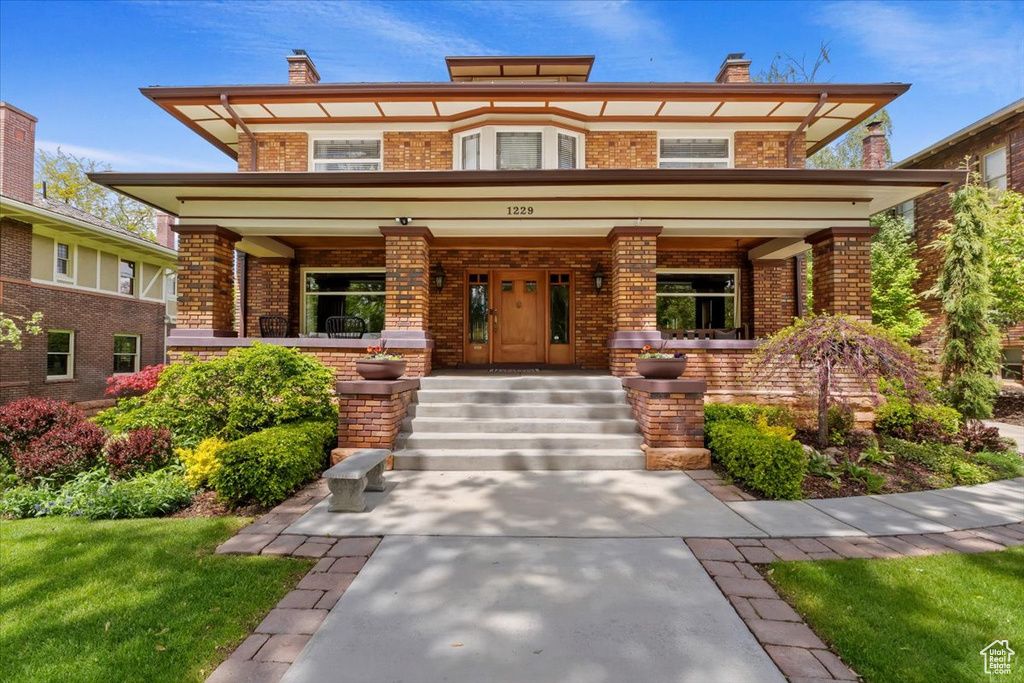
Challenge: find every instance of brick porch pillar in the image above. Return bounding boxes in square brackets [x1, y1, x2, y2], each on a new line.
[607, 225, 663, 376]
[806, 227, 876, 320]
[244, 256, 293, 337]
[170, 225, 240, 337]
[379, 225, 433, 375]
[752, 258, 797, 337]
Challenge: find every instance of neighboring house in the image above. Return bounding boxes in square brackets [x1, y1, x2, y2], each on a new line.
[0, 102, 177, 406]
[892, 99, 1024, 384]
[90, 52, 960, 404]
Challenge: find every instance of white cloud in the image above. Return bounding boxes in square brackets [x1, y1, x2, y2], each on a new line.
[36, 140, 228, 172]
[818, 1, 1023, 96]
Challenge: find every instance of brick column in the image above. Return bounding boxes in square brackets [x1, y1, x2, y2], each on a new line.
[607, 226, 663, 376]
[752, 259, 797, 337]
[380, 226, 432, 331]
[171, 225, 240, 337]
[806, 227, 876, 320]
[244, 256, 293, 337]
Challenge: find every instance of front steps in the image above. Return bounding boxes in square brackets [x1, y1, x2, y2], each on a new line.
[393, 374, 645, 470]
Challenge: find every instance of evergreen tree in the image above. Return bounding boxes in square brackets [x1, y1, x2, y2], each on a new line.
[930, 175, 1002, 419]
[989, 190, 1024, 329]
[870, 212, 926, 339]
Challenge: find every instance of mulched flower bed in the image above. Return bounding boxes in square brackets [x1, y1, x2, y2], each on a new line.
[170, 490, 270, 519]
[994, 391, 1024, 426]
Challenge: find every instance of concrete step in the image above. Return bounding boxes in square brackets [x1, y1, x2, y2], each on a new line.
[419, 376, 624, 391]
[415, 389, 627, 405]
[393, 449, 646, 471]
[403, 416, 640, 434]
[409, 403, 635, 420]
[400, 432, 644, 450]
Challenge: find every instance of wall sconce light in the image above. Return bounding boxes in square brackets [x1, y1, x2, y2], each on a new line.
[593, 265, 605, 292]
[432, 264, 446, 292]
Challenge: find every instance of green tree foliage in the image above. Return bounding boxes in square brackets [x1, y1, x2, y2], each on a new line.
[988, 190, 1024, 328]
[35, 148, 155, 239]
[929, 175, 1002, 419]
[870, 212, 926, 339]
[810, 110, 894, 169]
[0, 310, 43, 350]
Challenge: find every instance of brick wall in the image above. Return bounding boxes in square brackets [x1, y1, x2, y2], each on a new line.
[0, 217, 32, 279]
[752, 259, 797, 337]
[585, 131, 657, 168]
[245, 257, 293, 336]
[383, 132, 452, 170]
[175, 227, 239, 331]
[238, 132, 309, 172]
[808, 229, 873, 320]
[0, 103, 36, 204]
[734, 131, 805, 168]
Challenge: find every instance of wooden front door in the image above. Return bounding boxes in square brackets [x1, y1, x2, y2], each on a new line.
[493, 269, 545, 363]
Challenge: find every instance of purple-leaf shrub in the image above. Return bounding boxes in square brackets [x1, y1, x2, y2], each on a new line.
[0, 398, 105, 481]
[104, 427, 174, 479]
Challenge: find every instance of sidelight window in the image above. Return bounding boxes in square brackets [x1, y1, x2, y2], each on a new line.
[468, 273, 489, 343]
[549, 273, 570, 344]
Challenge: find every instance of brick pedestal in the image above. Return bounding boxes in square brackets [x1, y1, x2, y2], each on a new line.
[807, 227, 876, 320]
[334, 378, 419, 469]
[622, 377, 710, 470]
[173, 225, 241, 335]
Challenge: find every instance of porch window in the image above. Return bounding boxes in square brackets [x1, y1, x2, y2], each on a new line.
[461, 133, 481, 170]
[302, 270, 385, 335]
[46, 330, 74, 379]
[1001, 347, 1022, 381]
[113, 334, 140, 374]
[496, 132, 543, 170]
[656, 271, 738, 331]
[659, 137, 730, 169]
[983, 147, 1007, 191]
[312, 139, 382, 172]
[119, 259, 135, 296]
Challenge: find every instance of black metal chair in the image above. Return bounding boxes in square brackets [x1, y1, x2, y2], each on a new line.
[325, 315, 367, 339]
[258, 315, 290, 338]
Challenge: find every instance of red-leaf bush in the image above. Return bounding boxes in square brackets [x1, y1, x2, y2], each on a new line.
[104, 427, 174, 479]
[105, 364, 165, 397]
[0, 398, 105, 481]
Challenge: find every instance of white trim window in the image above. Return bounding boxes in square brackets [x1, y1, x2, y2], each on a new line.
[894, 200, 915, 236]
[454, 126, 583, 170]
[119, 259, 136, 296]
[983, 147, 1007, 191]
[55, 242, 73, 280]
[302, 269, 386, 335]
[656, 270, 740, 331]
[461, 133, 481, 170]
[557, 133, 578, 169]
[311, 138, 382, 171]
[113, 334, 141, 375]
[46, 330, 74, 379]
[659, 137, 731, 169]
[496, 131, 543, 170]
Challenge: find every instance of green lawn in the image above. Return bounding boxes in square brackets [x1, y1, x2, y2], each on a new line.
[769, 548, 1024, 682]
[0, 517, 313, 683]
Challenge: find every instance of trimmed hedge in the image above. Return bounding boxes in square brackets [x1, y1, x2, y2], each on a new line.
[705, 419, 806, 500]
[704, 403, 794, 429]
[209, 421, 335, 507]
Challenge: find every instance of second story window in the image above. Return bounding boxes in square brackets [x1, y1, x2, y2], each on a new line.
[496, 132, 543, 170]
[312, 139, 382, 171]
[983, 147, 1007, 191]
[894, 200, 915, 236]
[56, 243, 72, 279]
[461, 133, 480, 170]
[558, 133, 578, 169]
[119, 259, 135, 296]
[659, 137, 731, 169]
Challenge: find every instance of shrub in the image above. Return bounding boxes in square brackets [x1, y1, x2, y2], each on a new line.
[705, 403, 795, 429]
[973, 450, 1024, 479]
[209, 421, 334, 507]
[875, 396, 961, 443]
[104, 427, 174, 479]
[96, 343, 336, 448]
[177, 437, 227, 489]
[706, 419, 806, 500]
[879, 436, 1000, 485]
[827, 404, 855, 445]
[0, 467, 193, 520]
[958, 421, 1011, 453]
[104, 364, 165, 397]
[0, 398, 105, 482]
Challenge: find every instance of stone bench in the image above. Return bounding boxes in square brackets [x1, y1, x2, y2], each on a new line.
[323, 448, 390, 512]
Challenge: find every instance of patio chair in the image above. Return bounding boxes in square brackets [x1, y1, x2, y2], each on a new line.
[258, 315, 290, 338]
[325, 315, 367, 339]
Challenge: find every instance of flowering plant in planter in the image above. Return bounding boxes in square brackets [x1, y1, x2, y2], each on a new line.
[638, 343, 676, 359]
[356, 344, 407, 380]
[635, 342, 687, 379]
[363, 345, 403, 361]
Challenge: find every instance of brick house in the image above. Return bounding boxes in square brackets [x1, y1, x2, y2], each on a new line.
[892, 98, 1023, 383]
[87, 53, 963, 467]
[0, 102, 178, 407]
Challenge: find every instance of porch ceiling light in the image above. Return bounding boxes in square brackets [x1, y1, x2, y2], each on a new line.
[593, 265, 605, 292]
[432, 263, 446, 292]
[395, 217, 413, 226]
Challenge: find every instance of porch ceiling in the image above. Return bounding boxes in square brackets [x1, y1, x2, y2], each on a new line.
[90, 168, 963, 252]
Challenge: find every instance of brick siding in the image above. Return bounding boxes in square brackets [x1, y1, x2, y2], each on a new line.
[239, 132, 309, 172]
[244, 257, 292, 336]
[734, 131, 805, 169]
[383, 132, 452, 170]
[585, 131, 657, 168]
[752, 259, 798, 337]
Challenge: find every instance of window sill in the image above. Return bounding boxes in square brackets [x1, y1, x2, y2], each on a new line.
[45, 377, 77, 384]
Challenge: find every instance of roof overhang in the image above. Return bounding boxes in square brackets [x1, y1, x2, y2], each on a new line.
[894, 98, 1024, 168]
[0, 196, 177, 265]
[89, 168, 962, 254]
[446, 56, 595, 82]
[143, 81, 909, 160]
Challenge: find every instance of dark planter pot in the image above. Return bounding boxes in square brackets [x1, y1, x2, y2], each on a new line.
[355, 359, 407, 381]
[636, 356, 687, 380]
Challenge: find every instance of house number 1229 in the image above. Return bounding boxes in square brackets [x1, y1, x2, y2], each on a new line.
[506, 206, 534, 215]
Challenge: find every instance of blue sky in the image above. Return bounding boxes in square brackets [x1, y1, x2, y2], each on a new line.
[1, 0, 1021, 172]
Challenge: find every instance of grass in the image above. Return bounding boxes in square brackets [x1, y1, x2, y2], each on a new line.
[769, 548, 1024, 682]
[0, 517, 313, 683]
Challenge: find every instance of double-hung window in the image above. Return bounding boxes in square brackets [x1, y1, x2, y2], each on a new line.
[113, 335, 140, 374]
[46, 330, 74, 379]
[303, 270, 385, 335]
[56, 243, 72, 279]
[659, 137, 730, 168]
[496, 132, 543, 170]
[312, 139, 382, 171]
[557, 133, 578, 169]
[461, 133, 481, 170]
[983, 147, 1007, 191]
[656, 271, 738, 331]
[119, 259, 135, 296]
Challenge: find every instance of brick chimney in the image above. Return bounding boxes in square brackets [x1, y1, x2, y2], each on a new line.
[0, 102, 37, 204]
[862, 121, 886, 170]
[715, 53, 752, 84]
[155, 211, 177, 250]
[287, 49, 320, 85]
